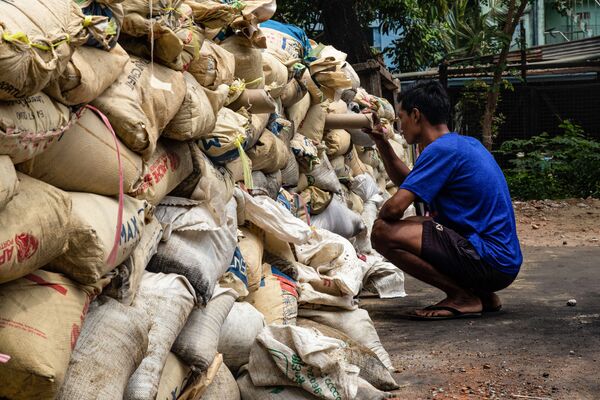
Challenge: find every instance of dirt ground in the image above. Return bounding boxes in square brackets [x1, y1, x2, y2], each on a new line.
[366, 199, 600, 400]
[514, 198, 600, 247]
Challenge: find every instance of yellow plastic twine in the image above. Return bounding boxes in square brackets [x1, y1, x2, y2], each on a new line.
[234, 135, 253, 189]
[2, 31, 70, 51]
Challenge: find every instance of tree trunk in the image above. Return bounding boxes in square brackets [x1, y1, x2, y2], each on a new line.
[320, 0, 373, 64]
[481, 0, 528, 150]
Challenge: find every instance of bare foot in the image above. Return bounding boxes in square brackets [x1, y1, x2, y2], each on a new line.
[479, 292, 502, 312]
[413, 294, 482, 318]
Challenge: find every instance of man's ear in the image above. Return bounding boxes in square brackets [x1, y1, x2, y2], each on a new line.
[412, 108, 421, 123]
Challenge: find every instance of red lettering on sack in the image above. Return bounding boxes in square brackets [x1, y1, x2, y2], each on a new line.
[70, 323, 81, 350]
[15, 233, 38, 263]
[0, 247, 14, 266]
[25, 274, 68, 296]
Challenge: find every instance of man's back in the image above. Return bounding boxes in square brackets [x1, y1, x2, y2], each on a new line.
[401, 133, 522, 275]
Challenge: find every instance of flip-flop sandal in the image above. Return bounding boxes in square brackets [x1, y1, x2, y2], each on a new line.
[409, 305, 482, 321]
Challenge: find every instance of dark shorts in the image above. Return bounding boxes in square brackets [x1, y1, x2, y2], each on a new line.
[421, 220, 516, 293]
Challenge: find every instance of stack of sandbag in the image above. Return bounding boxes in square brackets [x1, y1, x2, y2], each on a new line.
[0, 2, 417, 398]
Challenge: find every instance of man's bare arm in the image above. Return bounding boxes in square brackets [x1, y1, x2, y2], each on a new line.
[379, 189, 416, 221]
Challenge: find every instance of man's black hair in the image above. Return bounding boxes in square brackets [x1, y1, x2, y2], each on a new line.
[398, 80, 450, 125]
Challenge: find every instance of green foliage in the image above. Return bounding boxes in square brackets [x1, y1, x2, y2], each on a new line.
[496, 121, 600, 200]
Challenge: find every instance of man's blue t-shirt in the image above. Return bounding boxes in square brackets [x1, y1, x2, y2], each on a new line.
[400, 133, 522, 276]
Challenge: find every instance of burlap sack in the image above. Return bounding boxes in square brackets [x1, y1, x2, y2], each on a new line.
[163, 73, 229, 141]
[262, 52, 289, 98]
[199, 107, 251, 164]
[91, 56, 186, 159]
[303, 150, 342, 193]
[49, 193, 146, 284]
[281, 147, 300, 187]
[43, 44, 129, 106]
[173, 288, 237, 371]
[330, 154, 352, 179]
[245, 265, 298, 325]
[57, 296, 151, 400]
[0, 271, 101, 400]
[149, 197, 238, 304]
[310, 195, 365, 239]
[280, 78, 307, 108]
[250, 170, 282, 199]
[172, 143, 234, 223]
[0, 173, 70, 284]
[325, 129, 352, 157]
[238, 224, 265, 292]
[0, 92, 75, 164]
[227, 89, 277, 114]
[17, 108, 144, 196]
[201, 363, 241, 400]
[300, 68, 325, 105]
[226, 155, 252, 183]
[247, 129, 288, 173]
[328, 99, 348, 114]
[0, 0, 87, 100]
[220, 35, 264, 89]
[155, 353, 194, 400]
[298, 308, 394, 371]
[126, 272, 196, 400]
[78, 0, 124, 50]
[345, 146, 369, 177]
[0, 155, 18, 210]
[286, 92, 311, 129]
[237, 370, 314, 400]
[188, 39, 235, 89]
[217, 301, 266, 373]
[130, 139, 193, 206]
[301, 186, 333, 215]
[298, 101, 329, 141]
[102, 217, 163, 306]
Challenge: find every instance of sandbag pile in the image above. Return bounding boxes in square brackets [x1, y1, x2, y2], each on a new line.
[0, 2, 415, 399]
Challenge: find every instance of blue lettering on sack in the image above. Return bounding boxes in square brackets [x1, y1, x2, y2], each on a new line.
[226, 247, 248, 286]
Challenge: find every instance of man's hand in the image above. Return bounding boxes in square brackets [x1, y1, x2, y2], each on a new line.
[362, 112, 387, 142]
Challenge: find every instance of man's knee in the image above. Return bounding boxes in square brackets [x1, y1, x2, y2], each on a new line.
[371, 218, 422, 255]
[371, 219, 388, 252]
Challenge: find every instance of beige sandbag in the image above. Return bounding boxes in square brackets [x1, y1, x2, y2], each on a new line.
[188, 39, 235, 89]
[262, 52, 288, 98]
[17, 107, 144, 196]
[217, 301, 266, 373]
[247, 129, 288, 173]
[330, 154, 351, 179]
[281, 147, 300, 187]
[238, 224, 265, 292]
[201, 363, 241, 400]
[346, 188, 364, 214]
[171, 143, 234, 223]
[0, 155, 18, 210]
[357, 146, 380, 168]
[0, 0, 87, 100]
[227, 89, 277, 114]
[301, 185, 332, 215]
[0, 271, 101, 400]
[0, 173, 70, 284]
[325, 128, 352, 157]
[0, 92, 76, 163]
[155, 353, 194, 400]
[286, 92, 311, 129]
[245, 265, 298, 325]
[43, 44, 129, 106]
[345, 146, 368, 177]
[280, 78, 307, 108]
[126, 272, 197, 400]
[163, 73, 229, 141]
[328, 99, 348, 114]
[178, 353, 223, 400]
[49, 193, 146, 284]
[237, 370, 314, 400]
[300, 68, 325, 105]
[298, 101, 329, 141]
[199, 107, 251, 164]
[226, 155, 252, 183]
[91, 55, 186, 159]
[130, 139, 193, 206]
[220, 35, 264, 89]
[262, 26, 305, 59]
[102, 217, 163, 306]
[57, 296, 151, 400]
[264, 231, 297, 262]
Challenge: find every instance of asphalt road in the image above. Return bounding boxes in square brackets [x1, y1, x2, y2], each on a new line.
[363, 246, 600, 400]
